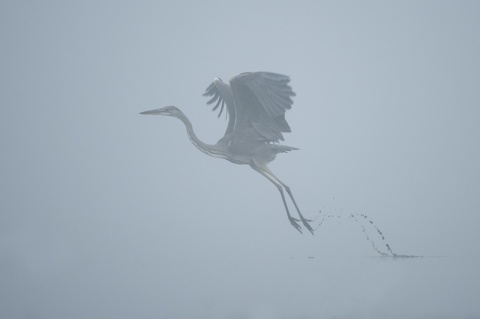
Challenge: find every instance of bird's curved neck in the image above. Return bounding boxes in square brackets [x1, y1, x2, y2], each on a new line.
[177, 112, 224, 158]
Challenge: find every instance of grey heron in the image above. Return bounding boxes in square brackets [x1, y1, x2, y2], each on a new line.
[140, 72, 313, 234]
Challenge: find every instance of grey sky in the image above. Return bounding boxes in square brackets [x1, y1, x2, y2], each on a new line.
[1, 1, 479, 318]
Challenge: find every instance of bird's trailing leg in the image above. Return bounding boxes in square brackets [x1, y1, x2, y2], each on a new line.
[283, 185, 315, 234]
[250, 163, 313, 235]
[252, 166, 302, 233]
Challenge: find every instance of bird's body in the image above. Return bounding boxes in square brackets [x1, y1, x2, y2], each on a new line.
[141, 72, 313, 234]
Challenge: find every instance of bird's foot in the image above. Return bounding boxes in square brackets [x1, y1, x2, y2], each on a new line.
[300, 217, 315, 235]
[289, 217, 302, 234]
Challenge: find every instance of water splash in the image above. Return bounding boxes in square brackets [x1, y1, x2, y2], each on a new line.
[311, 200, 420, 258]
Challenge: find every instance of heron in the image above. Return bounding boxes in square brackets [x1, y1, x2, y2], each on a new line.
[140, 72, 313, 234]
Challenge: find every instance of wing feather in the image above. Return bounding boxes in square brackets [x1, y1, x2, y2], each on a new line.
[202, 77, 236, 142]
[229, 72, 296, 143]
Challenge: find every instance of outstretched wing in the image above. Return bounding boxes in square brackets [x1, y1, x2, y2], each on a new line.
[203, 78, 236, 143]
[230, 72, 295, 143]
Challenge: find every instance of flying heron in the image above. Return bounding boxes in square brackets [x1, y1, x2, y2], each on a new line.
[140, 72, 313, 234]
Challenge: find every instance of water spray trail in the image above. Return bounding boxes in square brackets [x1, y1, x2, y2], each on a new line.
[349, 213, 390, 256]
[312, 200, 420, 258]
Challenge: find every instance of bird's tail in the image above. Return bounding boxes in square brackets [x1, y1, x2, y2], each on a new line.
[270, 144, 299, 154]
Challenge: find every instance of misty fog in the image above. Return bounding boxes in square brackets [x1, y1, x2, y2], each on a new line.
[1, 1, 479, 318]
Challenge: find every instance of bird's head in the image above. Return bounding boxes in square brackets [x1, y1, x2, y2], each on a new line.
[139, 106, 183, 117]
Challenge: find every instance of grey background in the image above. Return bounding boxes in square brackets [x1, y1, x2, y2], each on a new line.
[1, 1, 479, 318]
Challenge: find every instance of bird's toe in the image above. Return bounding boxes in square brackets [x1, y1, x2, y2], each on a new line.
[289, 217, 302, 234]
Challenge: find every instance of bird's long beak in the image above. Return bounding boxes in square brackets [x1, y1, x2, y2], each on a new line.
[139, 108, 164, 115]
